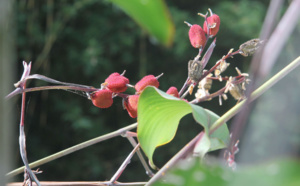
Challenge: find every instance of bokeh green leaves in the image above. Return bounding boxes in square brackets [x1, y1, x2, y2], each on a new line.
[153, 158, 300, 186]
[110, 0, 175, 47]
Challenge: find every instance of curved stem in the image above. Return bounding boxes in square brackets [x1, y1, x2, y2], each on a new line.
[6, 123, 137, 178]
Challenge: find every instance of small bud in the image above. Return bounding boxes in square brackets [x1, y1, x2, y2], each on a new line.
[195, 87, 210, 100]
[225, 77, 245, 101]
[91, 89, 113, 108]
[124, 95, 139, 118]
[104, 72, 129, 93]
[203, 9, 220, 37]
[239, 38, 264, 57]
[135, 75, 159, 93]
[188, 84, 195, 95]
[166, 87, 179, 98]
[188, 60, 203, 83]
[188, 24, 206, 48]
[198, 71, 213, 91]
[215, 59, 230, 79]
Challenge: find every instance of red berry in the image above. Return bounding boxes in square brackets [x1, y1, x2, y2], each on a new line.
[124, 95, 139, 118]
[91, 89, 113, 108]
[166, 87, 179, 98]
[135, 75, 159, 93]
[188, 24, 206, 48]
[203, 14, 220, 37]
[105, 73, 129, 93]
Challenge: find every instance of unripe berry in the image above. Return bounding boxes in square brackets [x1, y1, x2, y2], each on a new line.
[105, 72, 129, 93]
[203, 14, 220, 37]
[188, 24, 206, 48]
[91, 89, 113, 108]
[135, 75, 159, 93]
[124, 95, 139, 118]
[166, 86, 179, 98]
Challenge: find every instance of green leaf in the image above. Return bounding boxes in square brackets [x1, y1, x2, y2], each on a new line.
[137, 87, 229, 166]
[110, 0, 175, 47]
[153, 158, 300, 186]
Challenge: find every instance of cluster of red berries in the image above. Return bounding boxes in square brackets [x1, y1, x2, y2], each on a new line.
[90, 9, 220, 119]
[187, 9, 220, 49]
[90, 73, 180, 118]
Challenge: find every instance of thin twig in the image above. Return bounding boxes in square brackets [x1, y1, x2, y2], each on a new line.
[109, 144, 140, 184]
[6, 85, 98, 99]
[146, 132, 203, 185]
[18, 62, 41, 186]
[125, 134, 154, 177]
[8, 181, 148, 186]
[178, 77, 190, 97]
[6, 123, 138, 178]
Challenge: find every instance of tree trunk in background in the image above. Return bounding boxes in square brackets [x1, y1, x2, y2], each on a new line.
[0, 0, 16, 184]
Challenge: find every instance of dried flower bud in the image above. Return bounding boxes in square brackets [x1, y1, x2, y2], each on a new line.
[203, 10, 220, 37]
[225, 77, 245, 100]
[198, 71, 213, 91]
[104, 72, 129, 93]
[124, 95, 139, 118]
[188, 60, 203, 83]
[135, 75, 159, 93]
[188, 24, 206, 48]
[166, 86, 179, 98]
[195, 87, 210, 100]
[91, 89, 113, 108]
[215, 59, 230, 78]
[239, 38, 264, 57]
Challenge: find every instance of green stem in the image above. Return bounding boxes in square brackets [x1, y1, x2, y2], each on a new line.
[209, 56, 300, 135]
[6, 123, 137, 178]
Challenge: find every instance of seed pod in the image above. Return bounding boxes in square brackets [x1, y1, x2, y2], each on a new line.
[188, 24, 206, 48]
[203, 13, 220, 37]
[188, 60, 203, 83]
[124, 95, 139, 118]
[135, 75, 159, 93]
[166, 87, 179, 98]
[239, 38, 264, 57]
[91, 89, 113, 108]
[105, 72, 129, 93]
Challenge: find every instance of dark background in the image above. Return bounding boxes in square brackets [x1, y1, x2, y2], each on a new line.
[3, 0, 299, 183]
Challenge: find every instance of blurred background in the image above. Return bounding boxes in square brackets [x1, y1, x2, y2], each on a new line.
[1, 0, 299, 183]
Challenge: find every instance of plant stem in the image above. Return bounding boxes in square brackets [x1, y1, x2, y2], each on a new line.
[146, 132, 203, 186]
[6, 123, 138, 178]
[126, 135, 154, 177]
[209, 56, 300, 135]
[109, 144, 140, 184]
[6, 85, 98, 99]
[7, 181, 148, 186]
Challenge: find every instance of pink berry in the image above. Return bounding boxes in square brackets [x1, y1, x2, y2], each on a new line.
[124, 95, 139, 118]
[188, 24, 206, 48]
[91, 89, 113, 108]
[166, 87, 179, 98]
[105, 73, 129, 93]
[203, 14, 220, 37]
[135, 75, 159, 93]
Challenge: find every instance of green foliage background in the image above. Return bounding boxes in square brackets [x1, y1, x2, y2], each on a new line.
[8, 0, 299, 182]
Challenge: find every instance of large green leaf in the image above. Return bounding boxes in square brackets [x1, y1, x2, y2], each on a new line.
[153, 158, 300, 186]
[110, 0, 174, 47]
[137, 86, 229, 167]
